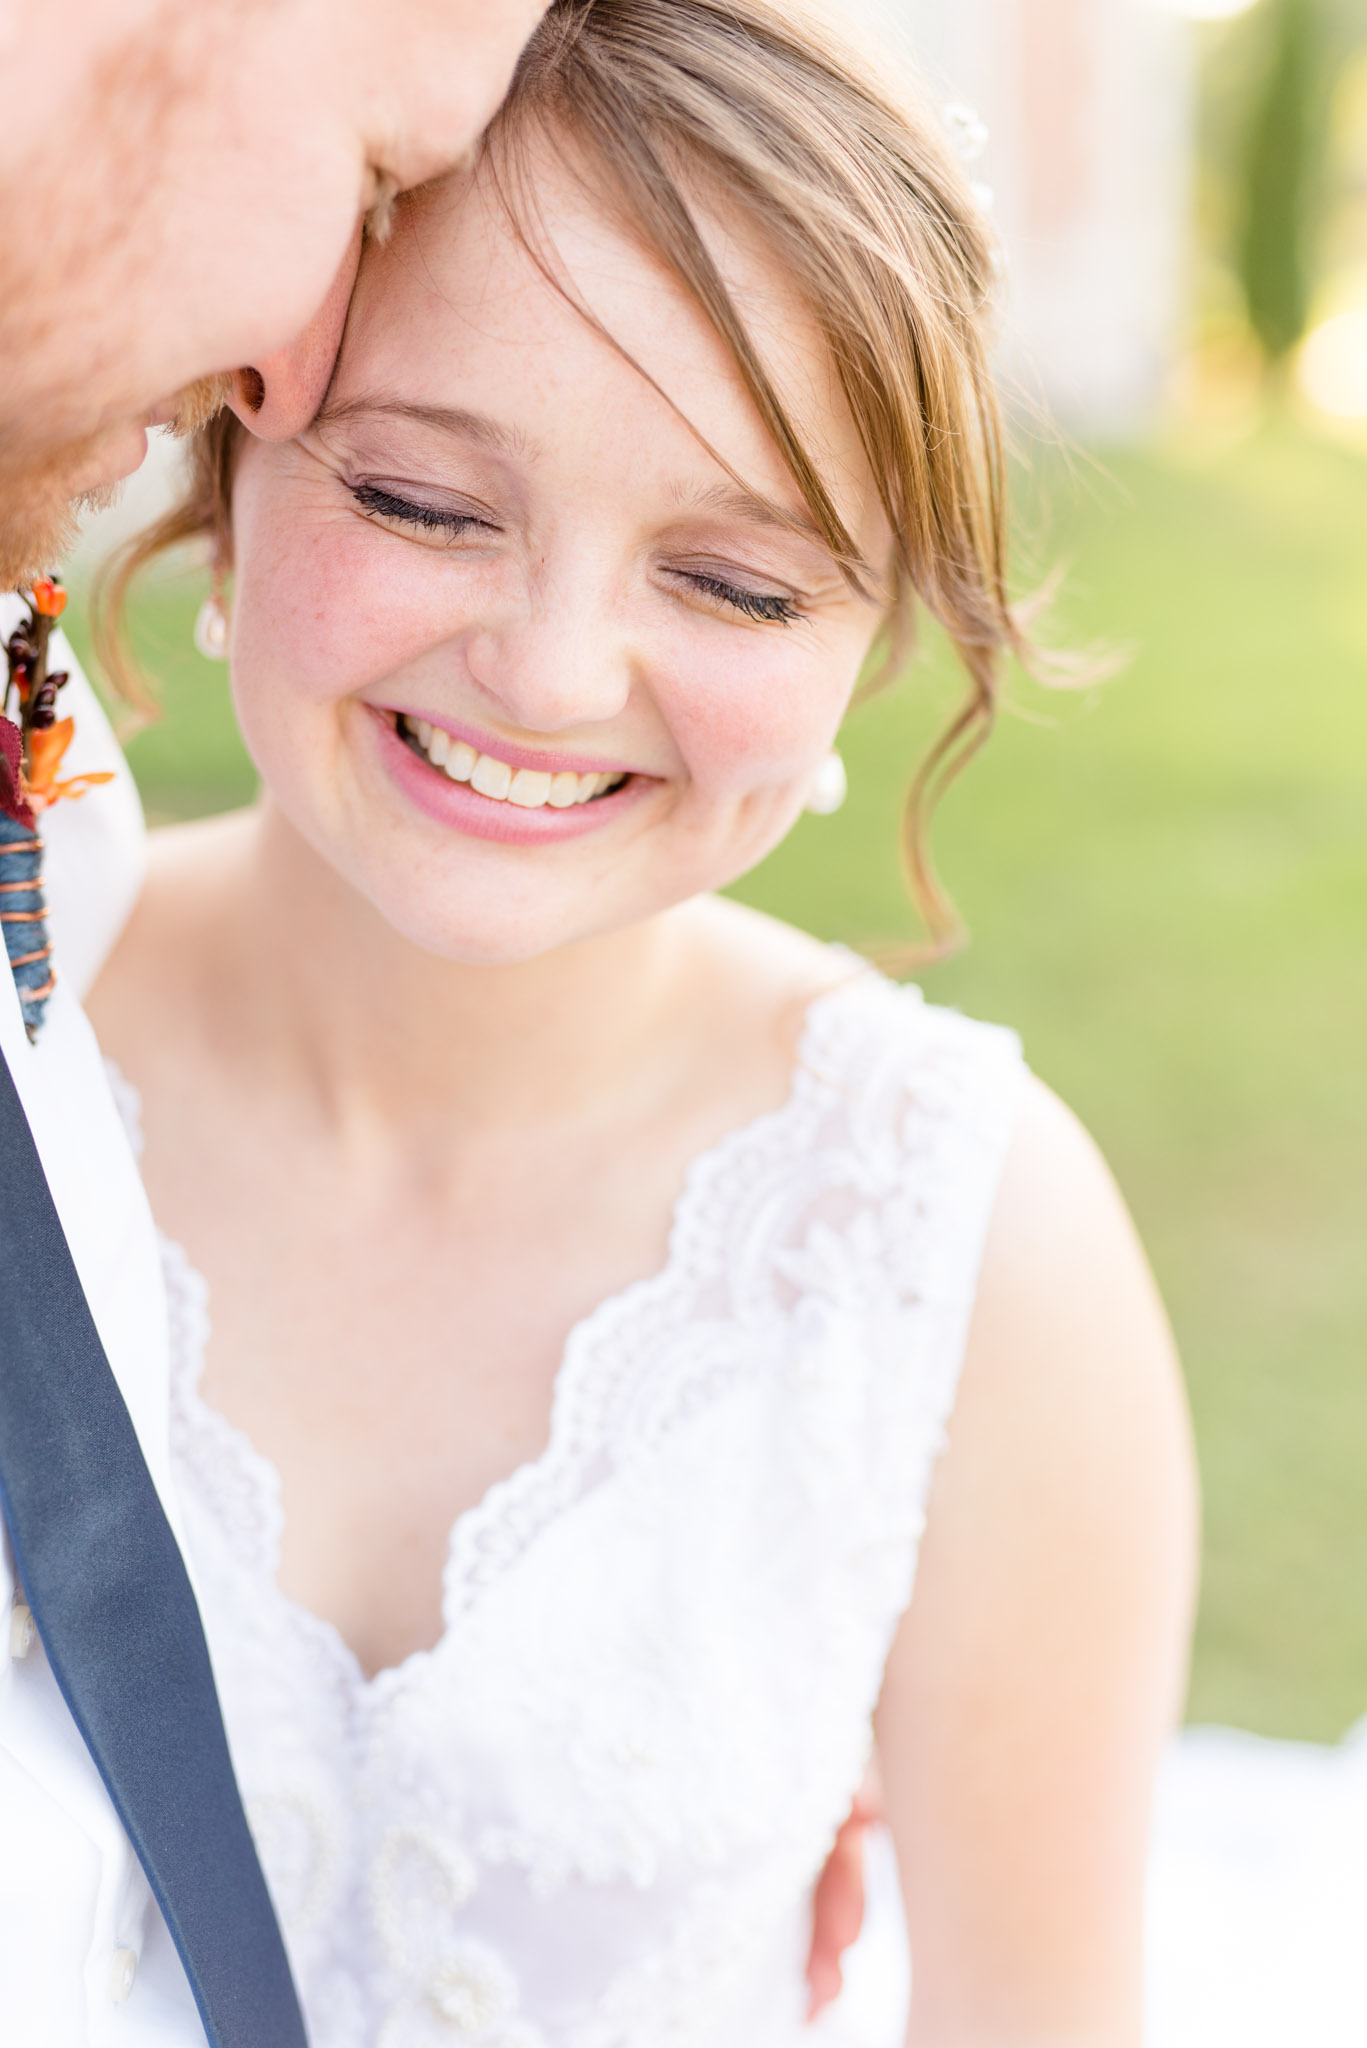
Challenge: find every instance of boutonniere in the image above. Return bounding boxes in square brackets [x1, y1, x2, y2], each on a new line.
[1, 576, 115, 1040]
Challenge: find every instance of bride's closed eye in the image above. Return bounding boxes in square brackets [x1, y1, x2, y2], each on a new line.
[673, 569, 801, 626]
[350, 482, 493, 543]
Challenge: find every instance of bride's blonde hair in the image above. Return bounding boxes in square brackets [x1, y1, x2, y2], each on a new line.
[98, 0, 1030, 949]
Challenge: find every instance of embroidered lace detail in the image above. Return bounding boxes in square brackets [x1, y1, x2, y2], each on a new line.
[163, 1234, 285, 1583]
[103, 1056, 145, 1160]
[154, 970, 1024, 2047]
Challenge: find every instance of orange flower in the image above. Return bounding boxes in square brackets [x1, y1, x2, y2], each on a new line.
[23, 719, 114, 813]
[31, 578, 67, 619]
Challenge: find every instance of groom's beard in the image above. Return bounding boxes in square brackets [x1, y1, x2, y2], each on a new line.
[0, 374, 229, 589]
[0, 432, 114, 589]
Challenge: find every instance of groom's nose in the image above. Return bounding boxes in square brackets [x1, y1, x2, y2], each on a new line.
[226, 224, 364, 442]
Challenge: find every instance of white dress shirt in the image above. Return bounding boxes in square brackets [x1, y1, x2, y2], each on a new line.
[0, 597, 206, 2045]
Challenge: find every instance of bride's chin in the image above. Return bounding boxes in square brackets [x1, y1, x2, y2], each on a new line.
[361, 886, 588, 972]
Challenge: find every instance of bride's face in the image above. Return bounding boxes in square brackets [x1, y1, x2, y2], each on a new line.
[227, 138, 891, 963]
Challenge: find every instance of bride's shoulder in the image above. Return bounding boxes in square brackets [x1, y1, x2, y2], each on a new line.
[977, 1075, 1170, 1347]
[951, 1072, 1194, 1568]
[684, 893, 1017, 1095]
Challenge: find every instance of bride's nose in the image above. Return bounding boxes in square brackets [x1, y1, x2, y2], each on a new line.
[462, 589, 637, 737]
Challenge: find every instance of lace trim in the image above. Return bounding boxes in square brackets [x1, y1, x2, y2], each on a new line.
[103, 1055, 145, 1159]
[149, 968, 1021, 1712]
[161, 1234, 281, 1578]
[161, 1229, 380, 1722]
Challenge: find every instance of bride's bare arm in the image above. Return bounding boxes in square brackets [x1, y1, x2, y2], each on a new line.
[875, 1077, 1198, 2048]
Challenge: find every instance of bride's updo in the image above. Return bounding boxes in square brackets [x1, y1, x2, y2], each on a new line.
[105, 0, 1028, 943]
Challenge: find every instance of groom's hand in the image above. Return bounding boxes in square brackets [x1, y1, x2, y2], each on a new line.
[806, 1760, 883, 2018]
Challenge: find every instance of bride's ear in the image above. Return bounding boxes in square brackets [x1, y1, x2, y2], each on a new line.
[226, 222, 363, 440]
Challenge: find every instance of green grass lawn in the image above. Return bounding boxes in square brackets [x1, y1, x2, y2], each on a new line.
[65, 417, 1367, 1741]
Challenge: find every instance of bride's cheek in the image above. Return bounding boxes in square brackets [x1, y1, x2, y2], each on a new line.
[239, 567, 382, 711]
[233, 484, 411, 692]
[227, 581, 366, 797]
[670, 655, 840, 808]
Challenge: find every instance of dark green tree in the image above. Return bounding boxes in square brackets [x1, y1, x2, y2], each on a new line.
[1237, 0, 1324, 363]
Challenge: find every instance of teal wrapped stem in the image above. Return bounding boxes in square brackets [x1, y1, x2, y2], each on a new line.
[0, 813, 53, 1040]
[3, 582, 66, 1042]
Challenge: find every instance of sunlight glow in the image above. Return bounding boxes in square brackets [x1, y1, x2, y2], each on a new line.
[1298, 312, 1367, 420]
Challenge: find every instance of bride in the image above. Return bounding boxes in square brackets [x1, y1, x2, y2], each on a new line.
[84, 2, 1195, 2041]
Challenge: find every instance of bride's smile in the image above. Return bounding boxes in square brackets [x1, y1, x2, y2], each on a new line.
[383, 710, 644, 843]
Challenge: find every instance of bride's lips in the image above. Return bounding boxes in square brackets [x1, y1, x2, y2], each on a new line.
[368, 707, 655, 846]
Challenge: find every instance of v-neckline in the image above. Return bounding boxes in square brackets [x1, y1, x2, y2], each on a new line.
[155, 968, 879, 1704]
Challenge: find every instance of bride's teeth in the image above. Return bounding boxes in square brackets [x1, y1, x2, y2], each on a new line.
[471, 753, 513, 801]
[508, 768, 552, 808]
[408, 723, 630, 807]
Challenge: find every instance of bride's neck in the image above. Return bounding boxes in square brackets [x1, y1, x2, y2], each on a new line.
[221, 800, 694, 1138]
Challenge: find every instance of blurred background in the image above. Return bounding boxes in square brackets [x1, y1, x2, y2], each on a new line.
[63, 0, 1367, 1742]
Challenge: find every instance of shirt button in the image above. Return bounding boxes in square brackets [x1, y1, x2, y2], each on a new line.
[9, 1602, 36, 1659]
[109, 1948, 138, 2004]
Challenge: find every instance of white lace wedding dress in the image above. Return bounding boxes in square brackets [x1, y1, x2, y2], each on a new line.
[134, 972, 1023, 2048]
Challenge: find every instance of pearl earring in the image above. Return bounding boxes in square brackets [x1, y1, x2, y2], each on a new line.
[193, 587, 229, 661]
[805, 750, 847, 816]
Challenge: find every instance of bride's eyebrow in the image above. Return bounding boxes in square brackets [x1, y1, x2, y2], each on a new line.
[315, 395, 532, 460]
[670, 478, 829, 550]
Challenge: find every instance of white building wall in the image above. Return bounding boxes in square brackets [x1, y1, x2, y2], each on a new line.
[847, 0, 1194, 434]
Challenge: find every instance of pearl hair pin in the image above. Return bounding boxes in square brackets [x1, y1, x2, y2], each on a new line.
[942, 102, 994, 213]
[942, 102, 989, 165]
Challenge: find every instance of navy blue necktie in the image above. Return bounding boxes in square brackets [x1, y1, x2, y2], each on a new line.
[0, 1044, 307, 2048]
